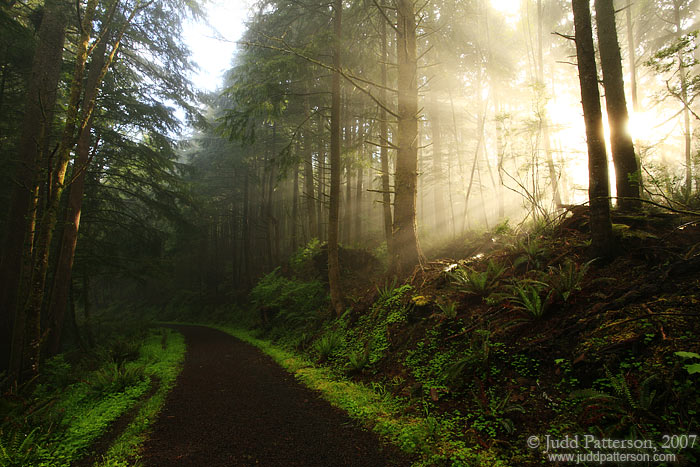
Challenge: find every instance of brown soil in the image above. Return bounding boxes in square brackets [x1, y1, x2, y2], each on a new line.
[139, 325, 409, 466]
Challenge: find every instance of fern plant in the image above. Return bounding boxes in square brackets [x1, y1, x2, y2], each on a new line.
[346, 350, 370, 373]
[511, 236, 549, 270]
[0, 428, 46, 467]
[89, 363, 146, 395]
[445, 330, 496, 385]
[376, 277, 399, 301]
[570, 368, 660, 438]
[506, 280, 552, 319]
[313, 332, 344, 361]
[449, 260, 505, 297]
[547, 259, 593, 303]
[436, 300, 458, 320]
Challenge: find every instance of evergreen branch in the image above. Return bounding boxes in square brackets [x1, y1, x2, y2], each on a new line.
[372, 0, 399, 34]
[243, 37, 400, 119]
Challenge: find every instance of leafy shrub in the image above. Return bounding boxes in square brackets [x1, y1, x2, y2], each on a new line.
[675, 351, 700, 375]
[41, 354, 73, 390]
[105, 340, 141, 366]
[289, 238, 322, 276]
[250, 268, 328, 329]
[449, 260, 505, 297]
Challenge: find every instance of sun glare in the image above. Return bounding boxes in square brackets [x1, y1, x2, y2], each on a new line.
[628, 111, 660, 143]
[490, 0, 521, 22]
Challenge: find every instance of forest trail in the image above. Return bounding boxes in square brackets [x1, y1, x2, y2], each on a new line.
[140, 325, 406, 466]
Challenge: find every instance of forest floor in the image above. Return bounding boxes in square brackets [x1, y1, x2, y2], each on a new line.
[138, 324, 410, 466]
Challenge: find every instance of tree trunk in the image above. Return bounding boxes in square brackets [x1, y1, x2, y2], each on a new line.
[292, 160, 299, 250]
[379, 17, 393, 254]
[391, 0, 423, 276]
[21, 0, 99, 381]
[328, 0, 344, 316]
[243, 168, 252, 286]
[304, 132, 317, 240]
[430, 91, 447, 234]
[625, 4, 639, 113]
[0, 0, 67, 377]
[572, 0, 613, 258]
[673, 2, 692, 197]
[47, 37, 107, 356]
[537, 0, 562, 208]
[317, 116, 326, 241]
[355, 157, 363, 244]
[595, 0, 641, 210]
[343, 113, 352, 244]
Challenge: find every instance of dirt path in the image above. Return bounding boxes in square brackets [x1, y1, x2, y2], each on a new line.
[140, 325, 409, 466]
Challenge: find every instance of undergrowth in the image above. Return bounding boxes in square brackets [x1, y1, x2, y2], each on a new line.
[0, 328, 185, 467]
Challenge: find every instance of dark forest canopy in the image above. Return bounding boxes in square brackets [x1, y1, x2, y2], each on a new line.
[1, 0, 700, 389]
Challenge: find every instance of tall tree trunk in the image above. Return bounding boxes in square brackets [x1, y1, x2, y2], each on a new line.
[292, 161, 299, 250]
[379, 17, 393, 254]
[243, 168, 252, 286]
[625, 4, 639, 113]
[572, 0, 613, 258]
[595, 0, 640, 210]
[391, 0, 423, 276]
[328, 0, 344, 316]
[430, 91, 447, 234]
[317, 117, 326, 241]
[537, 0, 562, 208]
[495, 99, 506, 220]
[355, 155, 363, 244]
[21, 0, 97, 380]
[0, 0, 68, 377]
[82, 264, 94, 348]
[343, 113, 352, 244]
[47, 37, 107, 356]
[304, 130, 317, 240]
[673, 2, 692, 197]
[24, 0, 138, 380]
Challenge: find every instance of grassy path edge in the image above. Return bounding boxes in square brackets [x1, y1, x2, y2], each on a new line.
[91, 328, 186, 467]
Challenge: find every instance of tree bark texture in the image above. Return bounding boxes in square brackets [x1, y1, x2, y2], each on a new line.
[430, 91, 447, 235]
[47, 37, 107, 356]
[379, 17, 393, 254]
[595, 0, 641, 210]
[0, 0, 67, 376]
[391, 0, 423, 277]
[328, 0, 344, 316]
[573, 0, 613, 258]
[21, 0, 98, 380]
